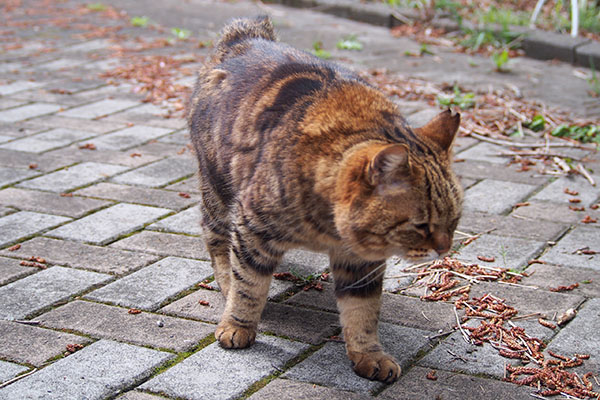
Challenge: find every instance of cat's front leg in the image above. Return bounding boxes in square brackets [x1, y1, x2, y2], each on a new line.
[331, 255, 401, 383]
[215, 221, 282, 349]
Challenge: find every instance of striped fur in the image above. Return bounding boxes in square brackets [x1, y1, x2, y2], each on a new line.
[188, 16, 463, 383]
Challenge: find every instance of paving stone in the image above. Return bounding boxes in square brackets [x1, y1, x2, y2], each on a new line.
[0, 266, 111, 320]
[116, 391, 167, 400]
[84, 125, 172, 150]
[522, 263, 600, 298]
[546, 298, 600, 372]
[0, 256, 36, 286]
[458, 211, 568, 242]
[454, 142, 508, 164]
[0, 166, 39, 188]
[35, 300, 214, 352]
[0, 103, 61, 122]
[383, 256, 420, 293]
[280, 249, 330, 277]
[463, 179, 538, 215]
[0, 320, 91, 366]
[112, 157, 196, 187]
[0, 339, 173, 400]
[28, 114, 126, 134]
[0, 80, 43, 96]
[17, 161, 128, 193]
[453, 160, 550, 185]
[158, 129, 190, 145]
[59, 98, 139, 119]
[111, 230, 210, 260]
[0, 237, 160, 275]
[262, 302, 339, 344]
[149, 205, 202, 235]
[575, 40, 600, 69]
[532, 174, 600, 206]
[0, 99, 26, 110]
[48, 203, 171, 245]
[165, 176, 201, 194]
[0, 187, 111, 218]
[455, 234, 546, 271]
[140, 334, 308, 400]
[105, 103, 186, 129]
[378, 366, 533, 400]
[86, 256, 212, 310]
[511, 200, 597, 224]
[469, 281, 585, 318]
[248, 379, 369, 400]
[282, 341, 381, 394]
[286, 282, 459, 332]
[74, 182, 199, 210]
[0, 211, 69, 247]
[540, 226, 600, 271]
[37, 57, 88, 71]
[0, 148, 78, 173]
[0, 128, 99, 153]
[0, 360, 28, 384]
[522, 29, 589, 63]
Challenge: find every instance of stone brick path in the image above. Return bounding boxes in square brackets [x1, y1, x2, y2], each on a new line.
[1, 0, 599, 399]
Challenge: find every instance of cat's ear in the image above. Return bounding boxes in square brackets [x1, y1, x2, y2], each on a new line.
[367, 144, 410, 185]
[414, 109, 460, 153]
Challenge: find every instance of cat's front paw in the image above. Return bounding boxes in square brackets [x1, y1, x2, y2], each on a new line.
[348, 351, 401, 383]
[215, 322, 256, 349]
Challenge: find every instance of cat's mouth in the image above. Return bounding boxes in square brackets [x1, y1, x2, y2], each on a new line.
[406, 248, 442, 262]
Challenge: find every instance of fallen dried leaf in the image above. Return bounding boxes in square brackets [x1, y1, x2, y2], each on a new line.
[130, 153, 142, 158]
[178, 192, 191, 198]
[60, 193, 73, 197]
[564, 188, 579, 196]
[20, 261, 46, 269]
[569, 198, 582, 203]
[28, 163, 38, 169]
[477, 255, 495, 262]
[65, 343, 84, 353]
[198, 300, 210, 306]
[581, 215, 598, 224]
[197, 282, 215, 290]
[7, 244, 21, 251]
[426, 370, 438, 381]
[78, 143, 97, 150]
[513, 202, 530, 208]
[128, 308, 142, 314]
[591, 204, 599, 210]
[550, 283, 579, 292]
[569, 206, 585, 211]
[538, 318, 557, 330]
[557, 308, 577, 325]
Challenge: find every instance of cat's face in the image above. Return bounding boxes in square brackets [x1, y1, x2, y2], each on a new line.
[334, 110, 463, 261]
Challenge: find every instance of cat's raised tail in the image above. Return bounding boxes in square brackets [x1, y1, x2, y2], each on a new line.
[215, 16, 275, 61]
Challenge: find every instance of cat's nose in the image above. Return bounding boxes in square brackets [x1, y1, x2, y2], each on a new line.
[433, 232, 451, 255]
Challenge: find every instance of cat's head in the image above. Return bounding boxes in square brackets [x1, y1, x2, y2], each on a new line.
[334, 110, 463, 262]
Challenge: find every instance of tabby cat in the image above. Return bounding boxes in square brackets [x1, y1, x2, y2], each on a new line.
[188, 16, 463, 383]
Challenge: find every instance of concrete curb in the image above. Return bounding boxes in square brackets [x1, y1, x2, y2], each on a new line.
[264, 0, 600, 69]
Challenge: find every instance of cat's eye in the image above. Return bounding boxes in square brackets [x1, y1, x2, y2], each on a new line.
[414, 223, 429, 232]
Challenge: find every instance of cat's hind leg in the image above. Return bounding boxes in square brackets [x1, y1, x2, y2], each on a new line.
[215, 211, 283, 349]
[330, 251, 401, 383]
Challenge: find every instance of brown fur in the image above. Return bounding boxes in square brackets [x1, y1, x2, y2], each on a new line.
[188, 16, 463, 383]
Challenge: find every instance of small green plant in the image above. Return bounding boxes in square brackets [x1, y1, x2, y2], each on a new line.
[499, 245, 508, 269]
[437, 85, 476, 109]
[404, 43, 435, 57]
[552, 124, 600, 144]
[171, 27, 191, 40]
[588, 57, 600, 97]
[582, 280, 592, 284]
[336, 35, 363, 51]
[130, 16, 150, 28]
[312, 41, 331, 59]
[523, 115, 546, 132]
[86, 2, 106, 11]
[478, 6, 530, 28]
[491, 48, 511, 72]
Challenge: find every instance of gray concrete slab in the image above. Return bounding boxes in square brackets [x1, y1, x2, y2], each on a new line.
[0, 128, 98, 153]
[0, 211, 69, 247]
[47, 203, 171, 245]
[0, 166, 39, 188]
[0, 237, 160, 275]
[532, 174, 600, 206]
[0, 361, 28, 385]
[86, 256, 212, 310]
[17, 162, 129, 193]
[0, 187, 111, 218]
[59, 99, 139, 119]
[463, 179, 538, 215]
[541, 226, 600, 271]
[84, 125, 172, 150]
[0, 340, 173, 400]
[35, 300, 214, 352]
[149, 205, 202, 235]
[110, 230, 211, 260]
[0, 256, 36, 285]
[0, 266, 111, 320]
[248, 379, 369, 400]
[112, 157, 196, 187]
[0, 320, 91, 366]
[140, 335, 308, 400]
[0, 103, 61, 122]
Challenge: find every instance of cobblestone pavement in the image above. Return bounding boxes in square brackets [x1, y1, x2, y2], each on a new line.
[1, 0, 600, 399]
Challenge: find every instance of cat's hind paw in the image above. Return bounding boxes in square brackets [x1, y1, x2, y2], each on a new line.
[348, 351, 401, 383]
[215, 322, 256, 349]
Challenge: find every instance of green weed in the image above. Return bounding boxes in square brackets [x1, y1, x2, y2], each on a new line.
[171, 27, 191, 40]
[437, 85, 475, 109]
[552, 124, 600, 144]
[130, 16, 150, 28]
[312, 41, 331, 59]
[491, 48, 511, 72]
[336, 35, 363, 51]
[86, 2, 106, 11]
